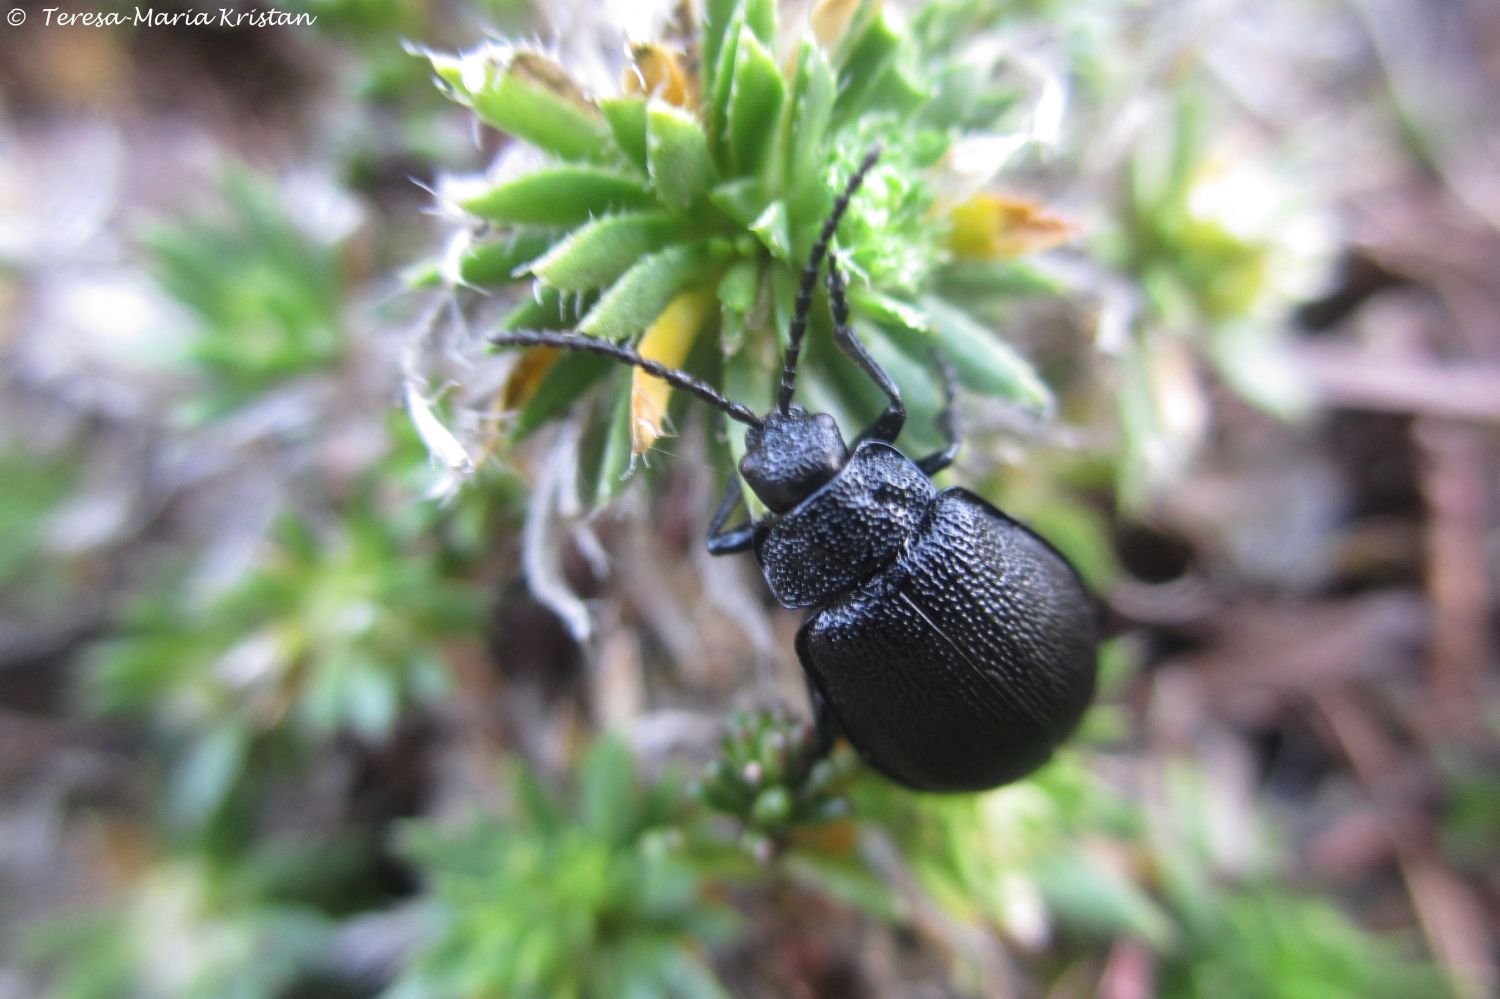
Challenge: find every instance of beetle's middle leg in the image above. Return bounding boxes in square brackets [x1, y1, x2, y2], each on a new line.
[827, 254, 906, 445]
[706, 479, 755, 555]
[915, 351, 960, 476]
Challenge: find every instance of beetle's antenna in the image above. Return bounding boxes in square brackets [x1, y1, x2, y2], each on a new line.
[777, 146, 883, 413]
[491, 329, 763, 428]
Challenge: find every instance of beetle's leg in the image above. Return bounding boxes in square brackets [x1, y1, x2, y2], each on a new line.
[706, 479, 755, 555]
[827, 254, 906, 444]
[915, 351, 961, 476]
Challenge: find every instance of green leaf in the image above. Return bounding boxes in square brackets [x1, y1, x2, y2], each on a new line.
[748, 200, 792, 262]
[0, 448, 74, 596]
[573, 383, 611, 503]
[463, 53, 613, 163]
[171, 723, 250, 828]
[502, 285, 593, 332]
[743, 0, 775, 47]
[592, 378, 638, 505]
[461, 167, 654, 227]
[1207, 319, 1312, 419]
[647, 104, 714, 210]
[918, 295, 1054, 413]
[727, 28, 786, 178]
[406, 651, 454, 705]
[861, 62, 928, 118]
[579, 242, 722, 339]
[600, 96, 650, 173]
[718, 303, 748, 360]
[935, 259, 1067, 300]
[580, 737, 639, 846]
[848, 288, 931, 334]
[708, 177, 770, 228]
[660, 949, 733, 999]
[769, 251, 798, 339]
[510, 759, 562, 834]
[529, 212, 679, 291]
[834, 12, 903, 120]
[783, 43, 838, 247]
[717, 259, 759, 314]
[346, 660, 401, 740]
[301, 650, 355, 735]
[513, 351, 615, 437]
[701, 0, 739, 116]
[1037, 850, 1175, 947]
[707, 7, 743, 164]
[445, 230, 559, 287]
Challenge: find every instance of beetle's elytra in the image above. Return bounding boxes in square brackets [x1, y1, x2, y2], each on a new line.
[491, 148, 1098, 792]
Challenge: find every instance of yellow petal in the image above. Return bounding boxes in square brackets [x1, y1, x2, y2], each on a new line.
[947, 193, 1079, 260]
[811, 0, 865, 49]
[622, 43, 696, 108]
[631, 290, 716, 454]
[499, 346, 560, 412]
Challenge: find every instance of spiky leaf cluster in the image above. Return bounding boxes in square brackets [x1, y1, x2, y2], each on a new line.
[393, 738, 734, 999]
[88, 499, 484, 832]
[696, 706, 856, 857]
[418, 0, 1064, 508]
[145, 173, 349, 421]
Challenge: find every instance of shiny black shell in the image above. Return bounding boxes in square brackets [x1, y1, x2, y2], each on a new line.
[754, 441, 1097, 792]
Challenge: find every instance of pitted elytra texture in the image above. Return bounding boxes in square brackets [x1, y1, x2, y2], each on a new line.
[798, 490, 1096, 791]
[755, 443, 936, 609]
[490, 148, 1098, 792]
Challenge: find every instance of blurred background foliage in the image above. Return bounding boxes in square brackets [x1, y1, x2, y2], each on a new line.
[1, 0, 1498, 997]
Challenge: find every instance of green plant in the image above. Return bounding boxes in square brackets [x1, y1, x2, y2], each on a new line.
[0, 442, 81, 619]
[89, 496, 484, 834]
[144, 172, 351, 420]
[413, 0, 1068, 509]
[29, 851, 337, 999]
[283, 0, 538, 192]
[392, 737, 736, 999]
[695, 706, 857, 857]
[1101, 93, 1330, 502]
[1160, 888, 1448, 999]
[852, 746, 1165, 943]
[29, 2, 1447, 997]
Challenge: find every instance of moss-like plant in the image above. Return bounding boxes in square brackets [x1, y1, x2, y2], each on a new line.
[144, 173, 352, 421]
[392, 737, 736, 999]
[89, 497, 484, 833]
[29, 852, 337, 999]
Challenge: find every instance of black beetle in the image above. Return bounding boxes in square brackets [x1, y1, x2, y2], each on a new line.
[490, 149, 1097, 792]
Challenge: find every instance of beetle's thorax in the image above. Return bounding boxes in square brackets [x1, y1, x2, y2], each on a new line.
[739, 407, 849, 514]
[754, 441, 937, 609]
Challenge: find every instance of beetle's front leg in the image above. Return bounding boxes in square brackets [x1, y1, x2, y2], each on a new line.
[706, 479, 756, 555]
[827, 255, 906, 445]
[916, 351, 960, 476]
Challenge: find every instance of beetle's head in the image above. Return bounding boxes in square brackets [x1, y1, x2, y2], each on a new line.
[739, 406, 849, 513]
